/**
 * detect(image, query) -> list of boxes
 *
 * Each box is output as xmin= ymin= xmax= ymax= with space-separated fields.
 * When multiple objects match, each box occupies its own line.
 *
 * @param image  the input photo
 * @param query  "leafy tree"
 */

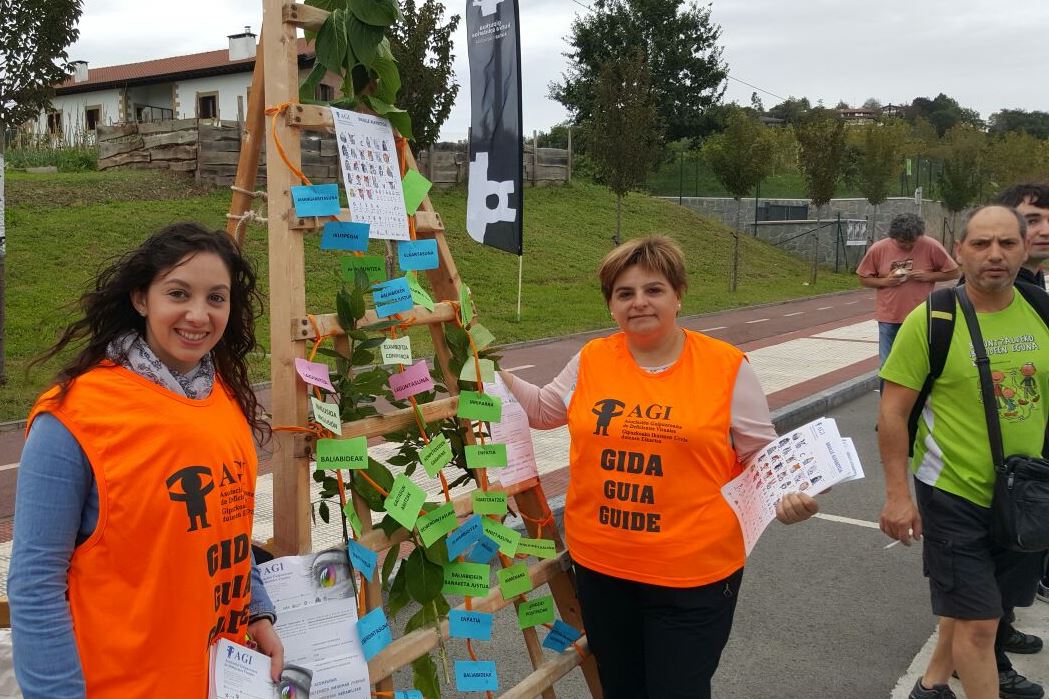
xmin=794 ymin=108 xmax=845 ymax=282
xmin=0 ymin=0 xmax=82 ymax=384
xmin=938 ymin=124 xmax=987 ymax=236
xmin=988 ymin=109 xmax=1049 ymax=140
xmin=766 ymin=96 xmax=811 ymax=125
xmin=388 ymin=0 xmax=460 ymax=150
xmin=584 ymin=50 xmax=661 ymax=245
xmin=535 ymin=121 xmax=573 ymax=149
xmin=749 ymin=91 xmax=764 ymax=114
xmin=852 ymin=120 xmax=908 ymax=205
xmin=552 ymin=0 xmax=727 ymax=143
xmin=861 ymin=97 xmax=883 ymax=110
xmin=987 ymin=131 xmax=1049 ymax=189
xmin=907 ymin=93 xmax=983 ymax=136
xmin=702 ymin=107 xmax=774 ymax=291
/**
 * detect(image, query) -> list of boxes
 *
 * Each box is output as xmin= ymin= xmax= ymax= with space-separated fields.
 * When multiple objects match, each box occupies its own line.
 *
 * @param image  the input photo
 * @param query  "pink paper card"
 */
xmin=294 ymin=357 xmax=336 ymax=392
xmin=388 ymin=360 xmax=434 ymax=400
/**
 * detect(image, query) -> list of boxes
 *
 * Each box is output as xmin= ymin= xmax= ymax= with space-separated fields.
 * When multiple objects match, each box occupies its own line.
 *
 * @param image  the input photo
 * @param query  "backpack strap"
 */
xmin=907 ymin=287 xmax=956 ymax=456
xmin=1013 ymin=280 xmax=1049 ymax=456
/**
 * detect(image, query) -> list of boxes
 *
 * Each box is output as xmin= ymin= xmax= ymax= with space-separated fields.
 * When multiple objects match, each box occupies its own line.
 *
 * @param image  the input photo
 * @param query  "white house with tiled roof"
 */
xmin=35 ymin=30 xmax=334 ymax=138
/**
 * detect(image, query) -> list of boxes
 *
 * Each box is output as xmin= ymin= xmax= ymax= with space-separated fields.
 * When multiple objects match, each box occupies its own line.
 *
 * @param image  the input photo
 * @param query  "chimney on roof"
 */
xmin=71 ymin=60 xmax=88 ymax=83
xmin=228 ymin=26 xmax=257 ymax=61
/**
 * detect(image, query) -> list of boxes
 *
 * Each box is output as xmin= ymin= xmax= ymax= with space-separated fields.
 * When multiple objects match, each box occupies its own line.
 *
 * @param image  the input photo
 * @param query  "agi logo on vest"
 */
xmin=591 ymin=398 xmax=674 ymax=436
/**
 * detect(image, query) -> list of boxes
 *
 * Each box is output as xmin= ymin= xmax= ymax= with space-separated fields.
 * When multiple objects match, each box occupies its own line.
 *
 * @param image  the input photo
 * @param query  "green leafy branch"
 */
xmin=302 ymin=0 xmax=413 ymax=138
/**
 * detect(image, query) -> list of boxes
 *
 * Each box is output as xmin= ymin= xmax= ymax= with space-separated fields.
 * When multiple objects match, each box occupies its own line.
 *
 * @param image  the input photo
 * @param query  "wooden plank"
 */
xmin=339 ymin=396 xmax=459 ymax=441
xmin=141 ymin=130 xmax=198 ymax=149
xmin=367 ymin=554 xmax=571 ymax=683
xmin=227 ymin=35 xmax=266 ymax=244
xmin=498 ymin=639 xmax=592 ymax=699
xmin=262 ymin=0 xmax=311 ymax=555
xmin=283 ymin=1 xmax=329 ymax=32
xmin=148 ymin=144 xmax=197 ymax=161
xmin=288 ymin=208 xmax=443 ymax=234
xmin=291 ymin=301 xmax=458 ymax=339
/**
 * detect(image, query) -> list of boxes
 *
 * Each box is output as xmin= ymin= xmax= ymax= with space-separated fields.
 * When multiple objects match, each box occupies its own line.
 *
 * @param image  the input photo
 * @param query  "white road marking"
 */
xmin=503 ymin=364 xmax=535 ymax=372
xmin=700 ymin=326 xmax=727 ymax=332
xmin=745 ymin=318 xmax=769 ymax=324
xmin=845 ymin=301 xmax=859 ymax=305
xmin=817 ymin=306 xmax=833 ymax=310
xmin=0 ymin=463 xmax=17 ymax=473
xmin=813 ymin=512 xmax=881 ymax=530
xmin=784 ymin=312 xmax=804 ymax=317
xmin=884 ymin=540 xmax=901 ymax=549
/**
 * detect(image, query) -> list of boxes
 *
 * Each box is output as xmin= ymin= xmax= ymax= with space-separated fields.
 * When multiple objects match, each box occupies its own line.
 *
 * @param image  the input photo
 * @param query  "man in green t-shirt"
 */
xmin=879 ymin=205 xmax=1048 ymax=699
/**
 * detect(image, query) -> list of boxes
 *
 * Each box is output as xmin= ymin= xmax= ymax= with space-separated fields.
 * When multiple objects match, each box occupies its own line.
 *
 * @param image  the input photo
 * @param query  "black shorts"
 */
xmin=915 ymin=478 xmax=1042 ymax=619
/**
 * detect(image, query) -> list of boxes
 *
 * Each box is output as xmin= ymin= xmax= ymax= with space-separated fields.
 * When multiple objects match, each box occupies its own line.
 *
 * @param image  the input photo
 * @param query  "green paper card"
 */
xmin=517 ymin=594 xmax=555 ymax=629
xmin=469 ymin=324 xmax=496 ymax=351
xmin=460 ymin=358 xmax=496 ymax=384
xmin=401 ymin=169 xmax=433 ymax=216
xmin=340 ymin=255 xmax=386 ymax=284
xmin=466 ymin=444 xmax=508 ymax=469
xmin=343 ymin=502 xmax=364 ymax=538
xmin=457 ymin=391 xmax=502 ymax=422
xmin=443 ymin=561 xmax=491 ymax=597
xmin=416 ymin=502 xmax=459 ymax=547
xmin=481 ymin=517 xmax=521 ymax=556
xmin=383 ymin=474 xmax=426 ymax=530
xmin=517 ymin=538 xmax=557 ymax=559
xmin=472 ymin=490 xmax=508 ymax=516
xmin=459 ymin=283 xmax=473 ymax=326
xmin=316 ymin=436 xmax=368 ymax=470
xmin=310 ymin=397 xmax=342 ymax=435
xmin=419 ymin=434 xmax=453 ymax=478
xmin=407 ymin=272 xmax=435 ymax=312
xmin=497 ymin=563 xmax=533 ymax=599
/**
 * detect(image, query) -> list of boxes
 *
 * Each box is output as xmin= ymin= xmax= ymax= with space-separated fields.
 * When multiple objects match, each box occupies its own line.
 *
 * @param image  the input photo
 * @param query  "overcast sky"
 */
xmin=67 ymin=0 xmax=1049 ymax=140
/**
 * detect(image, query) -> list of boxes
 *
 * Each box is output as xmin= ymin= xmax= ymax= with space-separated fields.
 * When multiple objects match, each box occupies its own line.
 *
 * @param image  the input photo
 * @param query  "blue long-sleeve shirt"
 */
xmin=8 ymin=413 xmax=275 ymax=698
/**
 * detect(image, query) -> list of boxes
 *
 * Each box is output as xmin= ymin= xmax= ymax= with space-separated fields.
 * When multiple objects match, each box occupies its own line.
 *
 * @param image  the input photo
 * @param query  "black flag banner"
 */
xmin=465 ymin=0 xmax=523 ymax=255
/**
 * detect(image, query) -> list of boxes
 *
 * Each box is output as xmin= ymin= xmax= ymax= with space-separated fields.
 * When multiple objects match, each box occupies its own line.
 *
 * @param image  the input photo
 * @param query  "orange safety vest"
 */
xmin=27 ymin=363 xmax=257 ymax=698
xmin=565 ymin=330 xmax=746 ymax=587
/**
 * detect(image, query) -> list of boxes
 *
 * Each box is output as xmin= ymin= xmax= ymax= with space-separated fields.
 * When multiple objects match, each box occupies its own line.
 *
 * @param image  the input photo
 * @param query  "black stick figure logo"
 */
xmin=592 ymin=399 xmax=626 ymax=436
xmin=166 ymin=466 xmax=215 ymax=532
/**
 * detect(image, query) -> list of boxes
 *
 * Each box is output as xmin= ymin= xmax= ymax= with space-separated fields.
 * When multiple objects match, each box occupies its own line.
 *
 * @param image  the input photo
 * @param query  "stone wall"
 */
xmin=668 ymin=196 xmax=954 ymax=269
xmin=96 ymin=119 xmax=571 ymax=188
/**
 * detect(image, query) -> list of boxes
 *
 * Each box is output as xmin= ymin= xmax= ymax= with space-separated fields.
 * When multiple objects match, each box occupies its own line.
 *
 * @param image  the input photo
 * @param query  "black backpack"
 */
xmin=906 ymin=281 xmax=1049 ymax=455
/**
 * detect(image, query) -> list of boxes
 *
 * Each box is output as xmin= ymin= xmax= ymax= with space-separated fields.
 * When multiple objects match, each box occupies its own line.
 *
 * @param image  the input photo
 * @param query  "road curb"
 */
xmin=771 ymin=370 xmax=880 ymax=433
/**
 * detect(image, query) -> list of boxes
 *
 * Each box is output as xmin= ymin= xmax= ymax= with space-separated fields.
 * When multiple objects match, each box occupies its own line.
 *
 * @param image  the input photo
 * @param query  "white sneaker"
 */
xmin=1038 ymin=581 xmax=1049 ymax=604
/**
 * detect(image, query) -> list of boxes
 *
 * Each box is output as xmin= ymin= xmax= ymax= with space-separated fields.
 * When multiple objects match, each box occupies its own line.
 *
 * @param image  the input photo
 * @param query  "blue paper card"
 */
xmin=357 ymin=607 xmax=393 ymax=661
xmin=455 ymin=660 xmax=498 ymax=692
xmin=347 ymin=539 xmax=377 ymax=581
xmin=542 ymin=619 xmax=583 ymax=653
xmin=291 ymin=184 xmax=341 ymax=217
xmin=373 ymin=277 xmax=414 ymax=318
xmin=397 ymin=239 xmax=439 ymax=271
xmin=321 ymin=221 xmax=370 ymax=250
xmin=394 ymin=692 xmax=424 ymax=699
xmin=468 ymin=535 xmax=501 ymax=564
xmin=447 ymin=515 xmax=484 ymax=559
xmin=448 ymin=609 xmax=494 ymax=641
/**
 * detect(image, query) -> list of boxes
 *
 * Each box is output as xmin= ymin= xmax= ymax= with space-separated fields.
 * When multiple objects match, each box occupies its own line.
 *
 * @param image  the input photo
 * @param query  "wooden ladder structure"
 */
xmin=225 ymin=1 xmax=602 ymax=696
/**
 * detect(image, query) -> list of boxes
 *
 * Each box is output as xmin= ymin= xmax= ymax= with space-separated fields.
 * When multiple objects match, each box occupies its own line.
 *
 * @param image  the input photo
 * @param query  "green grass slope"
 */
xmin=3 ymin=170 xmax=856 ymax=421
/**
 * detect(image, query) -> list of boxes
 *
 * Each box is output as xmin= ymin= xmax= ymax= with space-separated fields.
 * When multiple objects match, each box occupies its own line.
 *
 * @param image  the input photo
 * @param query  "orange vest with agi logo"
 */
xmin=28 ymin=363 xmax=257 ymax=698
xmin=566 ymin=330 xmax=746 ymax=587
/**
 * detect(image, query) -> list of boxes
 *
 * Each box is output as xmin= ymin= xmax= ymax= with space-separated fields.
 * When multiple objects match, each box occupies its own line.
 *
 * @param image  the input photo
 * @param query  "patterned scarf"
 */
xmin=106 ymin=332 xmax=215 ymax=399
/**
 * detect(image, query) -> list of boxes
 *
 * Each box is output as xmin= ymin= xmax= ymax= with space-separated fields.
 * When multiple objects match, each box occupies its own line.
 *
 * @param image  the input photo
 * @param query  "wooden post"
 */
xmin=532 ymin=129 xmax=538 ymax=186
xmin=261 ymin=2 xmax=311 ymax=555
xmin=226 ymin=43 xmax=267 ymax=245
xmin=566 ymin=126 xmax=572 ymax=182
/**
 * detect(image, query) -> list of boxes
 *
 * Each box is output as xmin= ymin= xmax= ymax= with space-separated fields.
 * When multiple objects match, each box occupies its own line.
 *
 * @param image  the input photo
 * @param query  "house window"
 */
xmin=46 ymin=111 xmax=63 ymax=135
xmin=197 ymin=93 xmax=218 ymax=119
xmin=85 ymin=106 xmax=101 ymax=131
xmin=317 ymin=83 xmax=334 ymax=102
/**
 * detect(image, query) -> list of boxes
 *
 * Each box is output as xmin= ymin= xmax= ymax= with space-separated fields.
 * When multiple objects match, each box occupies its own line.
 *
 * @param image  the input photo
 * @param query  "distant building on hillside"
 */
xmin=29 ymin=29 xmax=338 ymax=140
xmin=838 ymin=107 xmax=880 ymax=125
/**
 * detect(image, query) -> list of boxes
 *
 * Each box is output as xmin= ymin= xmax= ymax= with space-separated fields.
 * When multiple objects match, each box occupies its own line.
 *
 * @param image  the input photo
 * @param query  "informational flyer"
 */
xmin=483 ymin=374 xmax=539 ymax=487
xmin=331 ymin=107 xmax=410 ymax=241
xmin=721 ymin=417 xmax=864 ymax=555
xmin=209 ymin=639 xmax=316 ymax=699
xmin=242 ymin=548 xmax=371 ymax=698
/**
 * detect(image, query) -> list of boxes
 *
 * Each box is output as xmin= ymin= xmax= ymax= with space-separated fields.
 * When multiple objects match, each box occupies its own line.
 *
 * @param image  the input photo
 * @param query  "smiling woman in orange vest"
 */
xmin=502 ymin=235 xmax=819 ymax=699
xmin=8 ymin=223 xmax=283 ymax=698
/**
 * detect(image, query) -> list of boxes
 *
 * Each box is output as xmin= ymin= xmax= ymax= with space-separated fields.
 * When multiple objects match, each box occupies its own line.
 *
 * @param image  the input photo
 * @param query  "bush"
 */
xmin=5 ymin=143 xmax=97 ymax=172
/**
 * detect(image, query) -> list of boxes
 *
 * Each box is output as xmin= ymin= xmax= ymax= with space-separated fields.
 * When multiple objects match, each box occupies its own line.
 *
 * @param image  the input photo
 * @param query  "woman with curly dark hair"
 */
xmin=9 ymin=222 xmax=283 ymax=697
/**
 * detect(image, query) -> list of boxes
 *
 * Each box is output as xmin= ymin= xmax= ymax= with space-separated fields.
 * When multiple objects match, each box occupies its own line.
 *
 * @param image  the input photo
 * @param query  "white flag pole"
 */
xmin=516 ymin=255 xmax=523 ymax=322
